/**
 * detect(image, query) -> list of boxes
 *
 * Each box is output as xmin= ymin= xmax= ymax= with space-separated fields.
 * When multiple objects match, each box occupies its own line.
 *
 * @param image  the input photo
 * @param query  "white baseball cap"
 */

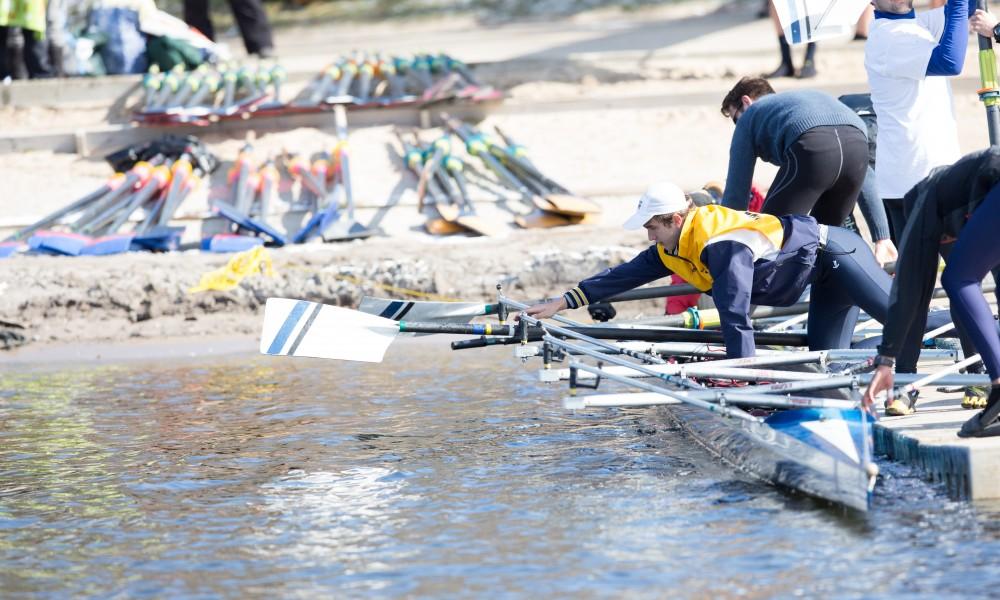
xmin=623 ymin=181 xmax=689 ymax=230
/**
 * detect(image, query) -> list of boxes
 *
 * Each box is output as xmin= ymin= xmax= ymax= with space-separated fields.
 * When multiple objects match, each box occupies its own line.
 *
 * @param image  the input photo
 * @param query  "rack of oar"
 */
xmin=288 ymin=52 xmax=500 ymax=110
xmin=394 ymin=116 xmax=601 ymax=235
xmin=135 ymin=62 xmax=287 ymax=126
xmin=134 ymin=53 xmax=499 ymax=127
xmin=0 ymin=141 xmax=218 ymax=258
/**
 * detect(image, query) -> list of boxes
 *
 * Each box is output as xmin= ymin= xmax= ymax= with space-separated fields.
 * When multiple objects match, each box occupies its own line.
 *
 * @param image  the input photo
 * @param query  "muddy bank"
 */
xmin=0 ymin=225 xmax=672 ymax=346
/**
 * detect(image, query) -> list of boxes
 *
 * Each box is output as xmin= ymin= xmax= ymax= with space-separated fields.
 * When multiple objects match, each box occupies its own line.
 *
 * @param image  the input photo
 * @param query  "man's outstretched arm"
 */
xmin=524 ymin=246 xmax=671 ymax=319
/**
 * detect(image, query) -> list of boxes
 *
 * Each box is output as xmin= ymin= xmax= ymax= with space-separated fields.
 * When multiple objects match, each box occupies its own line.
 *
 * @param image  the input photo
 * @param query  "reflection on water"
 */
xmin=1 ymin=339 xmax=999 ymax=597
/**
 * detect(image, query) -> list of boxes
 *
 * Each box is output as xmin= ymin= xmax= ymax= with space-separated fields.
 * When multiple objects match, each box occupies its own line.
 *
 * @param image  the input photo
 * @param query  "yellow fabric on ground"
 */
xmin=189 ymin=246 xmax=274 ymax=293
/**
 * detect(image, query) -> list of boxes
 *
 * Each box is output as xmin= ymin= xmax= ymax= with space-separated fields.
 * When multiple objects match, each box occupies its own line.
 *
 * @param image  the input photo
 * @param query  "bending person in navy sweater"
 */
xmin=864 ymin=149 xmax=1000 ymax=435
xmin=523 ymin=182 xmax=942 ymax=363
xmin=717 ymin=78 xmax=894 ymax=261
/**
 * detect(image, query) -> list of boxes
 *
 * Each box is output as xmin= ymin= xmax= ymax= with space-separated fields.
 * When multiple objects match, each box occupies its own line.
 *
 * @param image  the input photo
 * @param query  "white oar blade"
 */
xmin=772 ymin=0 xmax=869 ymax=45
xmin=260 ymin=298 xmax=399 ymax=362
xmin=358 ymin=296 xmax=491 ymax=326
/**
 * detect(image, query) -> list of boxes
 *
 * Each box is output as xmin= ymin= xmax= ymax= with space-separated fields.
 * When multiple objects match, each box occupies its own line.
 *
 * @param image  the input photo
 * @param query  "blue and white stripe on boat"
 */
xmin=764 ymin=408 xmax=870 ymax=467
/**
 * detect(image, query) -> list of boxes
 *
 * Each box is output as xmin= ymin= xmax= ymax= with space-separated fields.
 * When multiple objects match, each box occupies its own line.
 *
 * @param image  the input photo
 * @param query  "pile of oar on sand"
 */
xmin=396 ymin=115 xmax=602 ymax=236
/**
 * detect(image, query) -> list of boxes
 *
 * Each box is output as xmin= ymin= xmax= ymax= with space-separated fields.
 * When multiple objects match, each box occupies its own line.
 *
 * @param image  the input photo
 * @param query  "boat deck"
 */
xmin=875 ymin=388 xmax=1000 ymax=502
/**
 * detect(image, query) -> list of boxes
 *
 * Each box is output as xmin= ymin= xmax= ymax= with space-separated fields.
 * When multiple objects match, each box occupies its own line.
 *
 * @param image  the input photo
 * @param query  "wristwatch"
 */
xmin=872 ymin=355 xmax=895 ymax=369
xmin=992 ymin=22 xmax=1000 ymax=44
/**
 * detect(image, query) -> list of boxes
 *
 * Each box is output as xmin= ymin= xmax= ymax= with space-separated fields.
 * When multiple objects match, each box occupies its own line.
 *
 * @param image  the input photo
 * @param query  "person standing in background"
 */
xmin=183 ymin=0 xmax=275 ymax=58
xmin=764 ymin=1 xmax=818 ymax=78
xmin=0 ymin=0 xmax=53 ymax=79
xmin=865 ymin=0 xmax=972 ymax=240
xmin=763 ymin=3 xmax=875 ymax=78
xmin=719 ymin=78 xmax=869 ymax=229
xmin=865 ymin=0 xmax=1000 ymax=412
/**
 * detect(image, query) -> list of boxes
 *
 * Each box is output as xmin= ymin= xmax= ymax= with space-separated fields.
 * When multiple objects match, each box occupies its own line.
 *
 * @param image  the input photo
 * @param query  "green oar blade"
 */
xmin=260 ymin=298 xmax=399 ymax=362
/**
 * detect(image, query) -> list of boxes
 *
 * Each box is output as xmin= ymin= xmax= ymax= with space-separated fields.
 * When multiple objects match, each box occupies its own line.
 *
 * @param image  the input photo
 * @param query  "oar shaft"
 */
xmin=977 ymin=0 xmax=1000 ymax=145
xmin=563 ymin=364 xmax=855 ymax=410
xmin=429 ymin=321 xmax=808 ymax=346
xmin=899 ymin=353 xmax=983 ymax=395
xmin=567 ymin=361 xmax=757 ymax=421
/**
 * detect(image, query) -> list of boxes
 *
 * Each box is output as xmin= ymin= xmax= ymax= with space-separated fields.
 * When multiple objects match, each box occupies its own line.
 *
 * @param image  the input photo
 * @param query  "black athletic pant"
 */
xmin=0 ymin=27 xmax=53 ymax=79
xmin=763 ymin=125 xmax=869 ymax=227
xmin=885 ymin=193 xmax=1000 ymax=374
xmin=808 ymin=226 xmax=949 ymax=368
xmin=184 ymin=0 xmax=274 ymax=55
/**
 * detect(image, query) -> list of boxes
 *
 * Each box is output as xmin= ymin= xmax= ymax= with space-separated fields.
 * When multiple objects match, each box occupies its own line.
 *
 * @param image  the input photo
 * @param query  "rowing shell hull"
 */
xmin=659 ymin=405 xmax=874 ymax=512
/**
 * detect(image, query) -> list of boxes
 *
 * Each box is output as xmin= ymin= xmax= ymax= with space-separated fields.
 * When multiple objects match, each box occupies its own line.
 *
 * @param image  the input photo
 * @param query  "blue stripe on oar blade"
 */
xmin=266 ymin=300 xmax=311 ymax=355
xmin=787 ymin=0 xmax=802 ymax=44
xmin=379 ymin=301 xmax=404 ymax=319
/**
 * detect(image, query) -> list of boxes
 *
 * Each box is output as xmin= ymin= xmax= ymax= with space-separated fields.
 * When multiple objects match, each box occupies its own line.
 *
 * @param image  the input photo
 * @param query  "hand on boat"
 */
xmin=873 ymin=239 xmax=897 ymax=268
xmin=862 ymin=365 xmax=894 ymax=417
xmin=520 ymin=298 xmax=568 ymax=321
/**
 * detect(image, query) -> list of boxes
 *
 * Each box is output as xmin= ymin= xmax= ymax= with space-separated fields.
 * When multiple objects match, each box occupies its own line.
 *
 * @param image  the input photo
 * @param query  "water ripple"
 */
xmin=1 ymin=343 xmax=999 ymax=597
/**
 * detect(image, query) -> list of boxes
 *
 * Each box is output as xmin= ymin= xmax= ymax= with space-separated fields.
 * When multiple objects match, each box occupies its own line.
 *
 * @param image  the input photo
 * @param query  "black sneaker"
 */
xmin=764 ymin=63 xmax=795 ymax=79
xmin=958 ymin=386 xmax=1000 ymax=438
xmin=797 ymin=60 xmax=817 ymax=79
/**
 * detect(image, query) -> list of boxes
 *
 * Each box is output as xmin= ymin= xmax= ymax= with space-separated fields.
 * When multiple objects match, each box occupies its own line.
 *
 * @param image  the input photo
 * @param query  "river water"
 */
xmin=2 ymin=339 xmax=999 ymax=598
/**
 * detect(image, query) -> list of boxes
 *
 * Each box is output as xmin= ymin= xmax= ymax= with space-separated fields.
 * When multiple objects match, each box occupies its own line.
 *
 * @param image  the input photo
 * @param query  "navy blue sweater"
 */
xmin=721 ymin=90 xmax=866 ymax=209
xmin=563 ymin=215 xmax=822 ymax=358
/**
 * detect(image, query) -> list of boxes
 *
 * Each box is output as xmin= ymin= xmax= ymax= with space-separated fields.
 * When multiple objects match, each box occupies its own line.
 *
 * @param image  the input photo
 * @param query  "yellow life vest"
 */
xmin=656 ymin=205 xmax=785 ymax=291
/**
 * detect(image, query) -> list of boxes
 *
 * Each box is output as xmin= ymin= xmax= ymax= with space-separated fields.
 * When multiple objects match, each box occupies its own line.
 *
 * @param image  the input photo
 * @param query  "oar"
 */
xmin=359 ymin=296 xmax=498 ymax=324
xmin=894 ymin=353 xmax=984 ymax=403
xmin=229 ymin=143 xmax=254 ymax=213
xmin=414 ymin=134 xmax=451 ymax=214
xmin=396 ymin=132 xmax=463 ymax=231
xmin=443 ymin=156 xmax=508 ymax=237
xmin=564 ymin=360 xmax=855 ymax=411
xmin=3 ymin=173 xmax=127 ymax=242
xmin=260 ymin=298 xmax=811 ymax=362
xmin=486 ymin=126 xmax=598 ymax=216
xmin=333 ymin=106 xmax=355 ymax=220
xmin=976 ymin=0 xmax=1000 ymax=145
xmin=105 ymin=165 xmax=171 ymax=234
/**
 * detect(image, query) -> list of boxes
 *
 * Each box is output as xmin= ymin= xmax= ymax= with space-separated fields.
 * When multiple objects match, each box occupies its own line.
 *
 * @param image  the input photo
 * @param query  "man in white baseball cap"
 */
xmin=523 ymin=181 xmax=930 ymax=360
xmin=622 ymin=181 xmax=690 ymax=230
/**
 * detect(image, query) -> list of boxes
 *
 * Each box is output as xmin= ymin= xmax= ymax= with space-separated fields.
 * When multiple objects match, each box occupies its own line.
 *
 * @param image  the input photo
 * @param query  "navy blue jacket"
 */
xmin=564 ymin=215 xmax=822 ymax=357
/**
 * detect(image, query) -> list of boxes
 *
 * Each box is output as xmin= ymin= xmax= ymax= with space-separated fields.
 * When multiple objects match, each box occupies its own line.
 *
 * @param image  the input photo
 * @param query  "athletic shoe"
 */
xmin=764 ymin=63 xmax=795 ymax=79
xmin=885 ymin=396 xmax=916 ymax=416
xmin=958 ymin=386 xmax=1000 ymax=437
xmin=797 ymin=60 xmax=817 ymax=79
xmin=961 ymin=386 xmax=988 ymax=409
